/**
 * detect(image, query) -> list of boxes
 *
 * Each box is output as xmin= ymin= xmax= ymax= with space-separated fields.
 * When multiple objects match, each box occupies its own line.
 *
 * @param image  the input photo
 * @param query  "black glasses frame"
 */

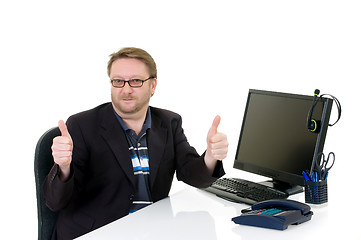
xmin=110 ymin=77 xmax=154 ymax=88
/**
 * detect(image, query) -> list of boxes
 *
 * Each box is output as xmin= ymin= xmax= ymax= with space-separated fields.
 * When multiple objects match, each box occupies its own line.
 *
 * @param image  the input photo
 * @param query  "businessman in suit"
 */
xmin=43 ymin=47 xmax=228 ymax=239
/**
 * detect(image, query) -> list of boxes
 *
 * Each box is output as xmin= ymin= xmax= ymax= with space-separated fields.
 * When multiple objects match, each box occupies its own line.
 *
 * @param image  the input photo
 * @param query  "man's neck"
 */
xmin=122 ymin=117 xmax=145 ymax=135
xmin=113 ymin=105 xmax=148 ymax=135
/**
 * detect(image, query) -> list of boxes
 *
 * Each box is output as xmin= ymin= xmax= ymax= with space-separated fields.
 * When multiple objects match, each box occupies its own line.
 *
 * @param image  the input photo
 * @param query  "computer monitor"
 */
xmin=233 ymin=89 xmax=333 ymax=195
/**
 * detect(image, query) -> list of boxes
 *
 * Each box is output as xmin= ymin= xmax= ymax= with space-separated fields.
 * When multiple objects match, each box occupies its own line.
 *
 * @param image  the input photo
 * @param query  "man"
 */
xmin=43 ymin=47 xmax=228 ymax=239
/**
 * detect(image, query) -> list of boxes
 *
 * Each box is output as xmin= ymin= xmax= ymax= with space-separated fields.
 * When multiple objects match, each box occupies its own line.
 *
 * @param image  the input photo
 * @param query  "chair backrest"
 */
xmin=34 ymin=127 xmax=60 ymax=240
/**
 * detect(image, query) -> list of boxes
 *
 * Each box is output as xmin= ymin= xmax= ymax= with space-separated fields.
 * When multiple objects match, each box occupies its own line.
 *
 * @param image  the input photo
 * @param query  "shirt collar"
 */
xmin=114 ymin=107 xmax=152 ymax=132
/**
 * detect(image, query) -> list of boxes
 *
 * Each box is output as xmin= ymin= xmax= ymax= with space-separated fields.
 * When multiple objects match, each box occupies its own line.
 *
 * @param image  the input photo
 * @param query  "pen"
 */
xmin=323 ymin=172 xmax=328 ymax=180
xmin=302 ymin=171 xmax=311 ymax=181
xmin=311 ymin=171 xmax=319 ymax=182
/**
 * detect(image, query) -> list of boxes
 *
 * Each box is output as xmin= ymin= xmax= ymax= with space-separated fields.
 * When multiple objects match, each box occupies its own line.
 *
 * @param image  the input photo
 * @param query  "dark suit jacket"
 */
xmin=43 ymin=103 xmax=225 ymax=240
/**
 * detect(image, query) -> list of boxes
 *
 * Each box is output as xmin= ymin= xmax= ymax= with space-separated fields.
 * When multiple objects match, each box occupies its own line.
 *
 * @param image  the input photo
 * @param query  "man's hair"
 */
xmin=107 ymin=47 xmax=157 ymax=78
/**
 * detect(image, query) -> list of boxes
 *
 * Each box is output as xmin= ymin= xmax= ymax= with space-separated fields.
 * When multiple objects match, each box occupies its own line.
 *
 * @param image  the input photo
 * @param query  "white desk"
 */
xmin=77 ymin=187 xmax=359 ymax=240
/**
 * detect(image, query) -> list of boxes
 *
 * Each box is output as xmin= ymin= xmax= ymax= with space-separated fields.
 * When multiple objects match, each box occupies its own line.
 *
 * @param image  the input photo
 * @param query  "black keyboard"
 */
xmin=205 ymin=178 xmax=289 ymax=205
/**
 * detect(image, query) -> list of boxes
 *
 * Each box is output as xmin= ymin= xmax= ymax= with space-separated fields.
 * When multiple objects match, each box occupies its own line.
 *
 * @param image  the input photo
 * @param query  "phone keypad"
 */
xmin=244 ymin=208 xmax=283 ymax=216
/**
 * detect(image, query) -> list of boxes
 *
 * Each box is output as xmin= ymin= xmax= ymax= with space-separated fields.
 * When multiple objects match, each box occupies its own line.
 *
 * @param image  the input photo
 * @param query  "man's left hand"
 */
xmin=204 ymin=115 xmax=228 ymax=170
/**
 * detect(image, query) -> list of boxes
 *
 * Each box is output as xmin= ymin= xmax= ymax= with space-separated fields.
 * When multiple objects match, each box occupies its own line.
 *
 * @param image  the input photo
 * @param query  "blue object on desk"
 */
xmin=302 ymin=171 xmax=311 ymax=181
xmin=232 ymin=199 xmax=313 ymax=230
xmin=311 ymin=171 xmax=318 ymax=182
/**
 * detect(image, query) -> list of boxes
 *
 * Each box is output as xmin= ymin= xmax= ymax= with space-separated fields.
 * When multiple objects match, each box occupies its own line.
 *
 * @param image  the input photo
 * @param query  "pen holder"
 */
xmin=304 ymin=180 xmax=328 ymax=204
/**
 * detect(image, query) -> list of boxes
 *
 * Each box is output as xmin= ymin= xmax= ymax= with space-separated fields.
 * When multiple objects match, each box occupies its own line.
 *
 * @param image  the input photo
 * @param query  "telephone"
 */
xmin=232 ymin=199 xmax=313 ymax=230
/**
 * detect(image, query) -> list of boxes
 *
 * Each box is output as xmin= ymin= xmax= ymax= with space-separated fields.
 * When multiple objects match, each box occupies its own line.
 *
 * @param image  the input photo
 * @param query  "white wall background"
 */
xmin=1 ymin=0 xmax=360 ymax=238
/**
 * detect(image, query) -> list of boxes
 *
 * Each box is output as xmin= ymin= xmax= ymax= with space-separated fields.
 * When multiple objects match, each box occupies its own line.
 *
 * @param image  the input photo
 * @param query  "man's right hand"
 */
xmin=52 ymin=120 xmax=73 ymax=181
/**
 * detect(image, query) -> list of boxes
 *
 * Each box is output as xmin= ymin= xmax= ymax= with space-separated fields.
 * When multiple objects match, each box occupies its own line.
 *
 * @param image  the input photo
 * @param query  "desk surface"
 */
xmin=77 ymin=187 xmax=359 ymax=240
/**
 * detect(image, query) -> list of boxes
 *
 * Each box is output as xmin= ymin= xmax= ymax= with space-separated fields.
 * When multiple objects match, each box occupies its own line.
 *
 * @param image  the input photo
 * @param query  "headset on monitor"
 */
xmin=307 ymin=89 xmax=342 ymax=133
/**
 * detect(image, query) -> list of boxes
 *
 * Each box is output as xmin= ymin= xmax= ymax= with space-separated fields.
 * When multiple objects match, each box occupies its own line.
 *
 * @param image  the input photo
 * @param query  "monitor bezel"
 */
xmin=233 ymin=89 xmax=333 ymax=189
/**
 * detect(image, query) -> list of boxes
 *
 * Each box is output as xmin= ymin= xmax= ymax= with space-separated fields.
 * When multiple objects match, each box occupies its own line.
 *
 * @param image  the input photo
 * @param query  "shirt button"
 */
xmin=129 ymin=194 xmax=134 ymax=201
xmin=137 ymin=143 xmax=141 ymax=147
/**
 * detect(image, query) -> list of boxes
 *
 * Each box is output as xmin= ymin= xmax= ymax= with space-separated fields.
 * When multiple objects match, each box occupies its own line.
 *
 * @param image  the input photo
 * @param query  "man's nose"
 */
xmin=122 ymin=82 xmax=134 ymax=93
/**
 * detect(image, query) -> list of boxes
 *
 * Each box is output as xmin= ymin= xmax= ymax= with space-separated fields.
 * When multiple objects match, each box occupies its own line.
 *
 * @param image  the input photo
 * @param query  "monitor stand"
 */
xmin=258 ymin=180 xmax=304 ymax=195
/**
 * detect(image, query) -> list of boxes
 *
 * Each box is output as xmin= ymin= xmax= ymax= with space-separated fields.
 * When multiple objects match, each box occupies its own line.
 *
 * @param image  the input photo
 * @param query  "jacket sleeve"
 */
xmin=42 ymin=116 xmax=87 ymax=212
xmin=173 ymin=115 xmax=225 ymax=188
xmin=42 ymin=164 xmax=75 ymax=211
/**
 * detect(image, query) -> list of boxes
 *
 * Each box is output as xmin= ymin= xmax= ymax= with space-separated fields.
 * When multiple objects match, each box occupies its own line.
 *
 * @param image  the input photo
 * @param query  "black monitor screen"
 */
xmin=233 ymin=89 xmax=332 ymax=189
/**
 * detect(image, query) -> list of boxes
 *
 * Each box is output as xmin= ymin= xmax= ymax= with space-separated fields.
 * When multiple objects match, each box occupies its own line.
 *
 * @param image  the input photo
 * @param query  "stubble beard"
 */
xmin=111 ymin=93 xmax=151 ymax=118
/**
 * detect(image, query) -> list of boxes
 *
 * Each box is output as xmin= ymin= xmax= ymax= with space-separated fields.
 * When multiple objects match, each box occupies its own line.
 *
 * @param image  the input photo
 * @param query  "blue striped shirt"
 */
xmin=114 ymin=108 xmax=153 ymax=213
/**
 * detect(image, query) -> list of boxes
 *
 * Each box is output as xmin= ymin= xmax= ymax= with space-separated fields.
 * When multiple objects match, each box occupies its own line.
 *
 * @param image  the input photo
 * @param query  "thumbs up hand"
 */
xmin=52 ymin=120 xmax=73 ymax=181
xmin=205 ymin=116 xmax=228 ymax=170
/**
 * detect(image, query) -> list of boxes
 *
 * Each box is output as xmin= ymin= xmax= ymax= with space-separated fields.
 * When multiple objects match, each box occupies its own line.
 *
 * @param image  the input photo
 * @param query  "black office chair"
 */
xmin=34 ymin=127 xmax=60 ymax=240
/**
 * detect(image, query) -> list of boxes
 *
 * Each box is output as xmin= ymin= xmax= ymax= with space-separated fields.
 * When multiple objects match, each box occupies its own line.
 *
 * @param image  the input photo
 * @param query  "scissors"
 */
xmin=313 ymin=152 xmax=335 ymax=180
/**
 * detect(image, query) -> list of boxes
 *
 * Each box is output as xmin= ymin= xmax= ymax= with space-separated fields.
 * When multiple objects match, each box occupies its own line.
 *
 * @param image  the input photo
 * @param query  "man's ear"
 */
xmin=151 ymin=78 xmax=157 ymax=96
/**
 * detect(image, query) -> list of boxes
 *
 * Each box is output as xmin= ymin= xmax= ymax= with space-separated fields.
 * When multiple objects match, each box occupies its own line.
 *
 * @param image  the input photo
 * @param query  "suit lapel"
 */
xmin=147 ymin=112 xmax=168 ymax=189
xmin=100 ymin=104 xmax=135 ymax=188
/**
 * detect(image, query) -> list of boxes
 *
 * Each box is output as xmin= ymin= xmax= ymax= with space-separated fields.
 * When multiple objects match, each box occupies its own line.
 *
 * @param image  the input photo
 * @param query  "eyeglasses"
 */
xmin=110 ymin=77 xmax=154 ymax=88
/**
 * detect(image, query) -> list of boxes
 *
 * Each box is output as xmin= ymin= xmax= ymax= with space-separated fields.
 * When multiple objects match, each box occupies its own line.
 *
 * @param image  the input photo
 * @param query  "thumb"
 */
xmin=58 ymin=120 xmax=71 ymax=138
xmin=208 ymin=115 xmax=221 ymax=138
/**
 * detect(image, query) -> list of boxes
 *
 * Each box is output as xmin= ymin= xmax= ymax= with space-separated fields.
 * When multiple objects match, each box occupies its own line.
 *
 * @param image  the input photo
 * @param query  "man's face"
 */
xmin=110 ymin=58 xmax=156 ymax=117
